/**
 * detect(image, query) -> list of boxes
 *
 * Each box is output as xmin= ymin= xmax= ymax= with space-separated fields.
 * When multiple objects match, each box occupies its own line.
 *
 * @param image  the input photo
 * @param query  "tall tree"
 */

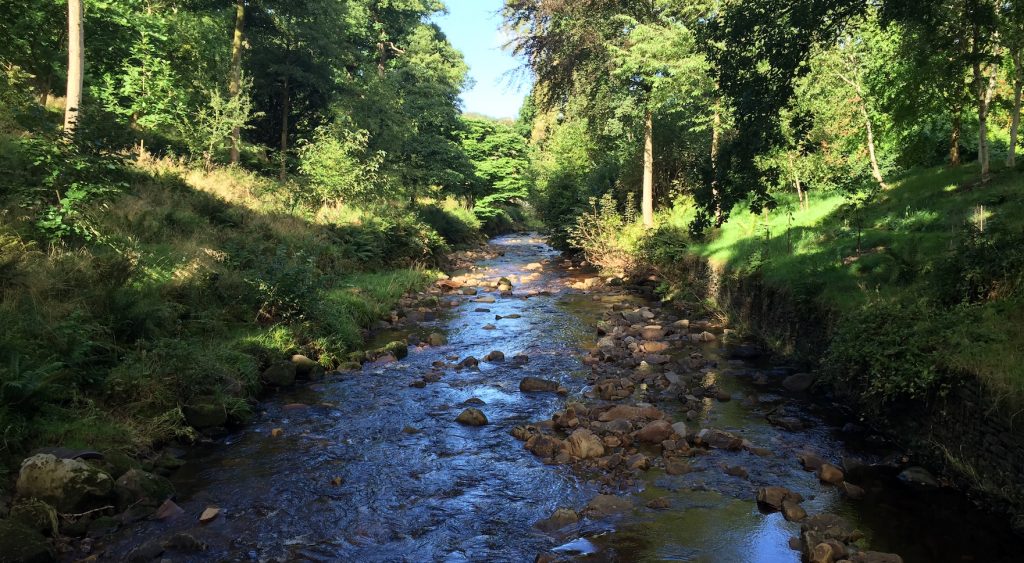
xmin=63 ymin=0 xmax=84 ymax=136
xmin=229 ymin=0 xmax=245 ymax=164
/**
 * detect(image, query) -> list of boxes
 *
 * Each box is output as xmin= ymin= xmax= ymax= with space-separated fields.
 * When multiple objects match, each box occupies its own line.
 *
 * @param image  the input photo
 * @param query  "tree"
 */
xmin=506 ymin=0 xmax=712 ymax=228
xmin=63 ymin=0 xmax=84 ymax=136
xmin=1002 ymin=0 xmax=1024 ymax=168
xmin=229 ymin=0 xmax=246 ymax=164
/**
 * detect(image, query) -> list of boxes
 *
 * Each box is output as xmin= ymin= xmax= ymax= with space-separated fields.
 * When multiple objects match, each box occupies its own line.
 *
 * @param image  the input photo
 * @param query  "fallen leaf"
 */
xmin=153 ymin=499 xmax=184 ymax=521
xmin=199 ymin=507 xmax=220 ymax=523
xmin=330 ymin=476 xmax=343 ymax=486
xmin=271 ymin=428 xmax=284 ymax=437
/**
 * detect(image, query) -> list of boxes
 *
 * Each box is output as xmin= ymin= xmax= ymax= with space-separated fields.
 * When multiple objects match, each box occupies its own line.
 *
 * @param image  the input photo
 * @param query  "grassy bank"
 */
xmin=0 ymin=156 xmax=460 ymax=476
xmin=580 ymin=163 xmax=1024 ymax=411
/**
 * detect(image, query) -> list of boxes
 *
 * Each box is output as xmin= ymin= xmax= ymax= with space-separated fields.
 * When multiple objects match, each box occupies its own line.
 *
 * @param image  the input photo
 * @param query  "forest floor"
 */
xmin=43 ymin=233 xmax=1018 ymax=563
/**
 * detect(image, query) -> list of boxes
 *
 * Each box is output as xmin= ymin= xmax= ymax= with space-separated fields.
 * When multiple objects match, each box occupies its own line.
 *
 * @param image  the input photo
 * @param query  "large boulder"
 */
xmin=8 ymin=499 xmax=58 ymax=536
xmin=634 ymin=420 xmax=674 ymax=444
xmin=290 ymin=354 xmax=323 ymax=379
xmin=16 ymin=454 xmax=113 ymax=513
xmin=520 ymin=377 xmax=560 ymax=393
xmin=565 ymin=429 xmax=604 ymax=459
xmin=783 ymin=372 xmax=817 ymax=392
xmin=0 ymin=519 xmax=55 ymax=563
xmin=114 ymin=469 xmax=174 ymax=510
xmin=697 ymin=428 xmax=743 ymax=450
xmin=455 ymin=408 xmax=488 ymax=426
xmin=181 ymin=401 xmax=227 ymax=429
xmin=261 ymin=361 xmax=296 ymax=387
xmin=535 ymin=508 xmax=578 ymax=532
xmin=756 ymin=486 xmax=803 ymax=512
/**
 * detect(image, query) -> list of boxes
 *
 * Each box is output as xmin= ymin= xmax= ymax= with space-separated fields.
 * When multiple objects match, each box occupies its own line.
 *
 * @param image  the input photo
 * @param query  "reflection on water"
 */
xmin=99 ymin=234 xmax=1020 ymax=562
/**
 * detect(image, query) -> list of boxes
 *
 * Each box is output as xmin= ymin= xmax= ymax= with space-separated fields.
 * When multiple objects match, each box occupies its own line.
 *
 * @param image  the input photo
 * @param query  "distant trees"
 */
xmin=509 ymin=0 xmax=1024 ymax=237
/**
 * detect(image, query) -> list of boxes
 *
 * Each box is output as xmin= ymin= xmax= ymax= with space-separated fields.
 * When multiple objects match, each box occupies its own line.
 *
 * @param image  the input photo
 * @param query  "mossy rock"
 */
xmin=114 ymin=469 xmax=174 ymax=510
xmin=260 ymin=361 xmax=296 ymax=387
xmin=100 ymin=451 xmax=141 ymax=480
xmin=8 ymin=500 xmax=58 ymax=537
xmin=181 ymin=402 xmax=227 ymax=429
xmin=0 ymin=519 xmax=55 ymax=563
xmin=346 ymin=351 xmax=368 ymax=364
xmin=382 ymin=341 xmax=409 ymax=360
xmin=15 ymin=454 xmax=114 ymax=513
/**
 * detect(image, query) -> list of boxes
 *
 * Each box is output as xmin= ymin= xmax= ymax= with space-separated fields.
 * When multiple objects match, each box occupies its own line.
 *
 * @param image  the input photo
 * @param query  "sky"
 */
xmin=432 ymin=0 xmax=529 ymax=120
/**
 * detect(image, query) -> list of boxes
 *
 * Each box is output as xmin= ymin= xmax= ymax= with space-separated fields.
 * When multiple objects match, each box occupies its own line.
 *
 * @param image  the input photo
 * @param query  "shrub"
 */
xmin=824 ymin=299 xmax=956 ymax=407
xmin=417 ymin=199 xmax=481 ymax=246
xmin=567 ymin=192 xmax=639 ymax=273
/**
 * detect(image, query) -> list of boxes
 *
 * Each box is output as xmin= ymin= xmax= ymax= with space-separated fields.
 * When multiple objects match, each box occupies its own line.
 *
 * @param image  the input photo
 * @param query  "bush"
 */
xmin=931 ymin=224 xmax=1024 ymax=306
xmin=824 ymin=299 xmax=956 ymax=407
xmin=567 ymin=192 xmax=640 ymax=273
xmin=417 ymin=199 xmax=481 ymax=246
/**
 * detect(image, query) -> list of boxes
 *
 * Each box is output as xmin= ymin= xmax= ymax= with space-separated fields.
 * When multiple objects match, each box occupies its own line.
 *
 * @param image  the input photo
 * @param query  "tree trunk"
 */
xmin=788 ymin=152 xmax=806 ymax=210
xmin=950 ymin=110 xmax=962 ymax=166
xmin=860 ymin=99 xmax=887 ymax=190
xmin=974 ymin=57 xmax=996 ymax=181
xmin=279 ymin=75 xmax=290 ymax=182
xmin=1008 ymin=50 xmax=1022 ymax=169
xmin=229 ymin=0 xmax=245 ymax=165
xmin=710 ymin=104 xmax=723 ymax=224
xmin=642 ymin=109 xmax=654 ymax=228
xmin=63 ymin=0 xmax=84 ymax=137
xmin=837 ymin=70 xmax=886 ymax=190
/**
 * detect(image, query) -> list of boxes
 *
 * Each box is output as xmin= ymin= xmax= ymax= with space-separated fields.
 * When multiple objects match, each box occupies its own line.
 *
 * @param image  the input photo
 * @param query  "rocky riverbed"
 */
xmin=2 ymin=234 xmax=1020 ymax=562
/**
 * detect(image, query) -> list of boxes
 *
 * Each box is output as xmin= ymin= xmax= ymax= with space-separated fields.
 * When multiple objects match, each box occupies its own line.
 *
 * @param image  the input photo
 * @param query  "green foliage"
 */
xmin=176 ymin=81 xmax=258 ymax=171
xmin=824 ymin=299 xmax=954 ymax=406
xmin=298 ymin=122 xmax=383 ymax=205
xmin=567 ymin=193 xmax=640 ymax=273
xmin=416 ymin=199 xmax=481 ymax=246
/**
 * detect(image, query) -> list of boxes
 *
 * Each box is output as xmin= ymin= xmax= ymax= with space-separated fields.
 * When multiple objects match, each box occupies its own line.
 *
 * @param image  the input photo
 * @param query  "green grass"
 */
xmin=651 ymin=162 xmax=1024 ymax=407
xmin=0 ymin=155 xmax=443 ymax=468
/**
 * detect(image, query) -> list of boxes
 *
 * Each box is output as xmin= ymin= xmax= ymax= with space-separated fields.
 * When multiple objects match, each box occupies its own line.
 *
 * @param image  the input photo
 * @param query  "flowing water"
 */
xmin=100 ymin=234 xmax=1020 ymax=562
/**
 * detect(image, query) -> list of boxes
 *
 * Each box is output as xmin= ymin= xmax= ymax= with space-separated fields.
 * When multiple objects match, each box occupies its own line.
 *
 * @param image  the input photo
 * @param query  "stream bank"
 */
xmin=5 ymin=234 xmax=1020 ymax=562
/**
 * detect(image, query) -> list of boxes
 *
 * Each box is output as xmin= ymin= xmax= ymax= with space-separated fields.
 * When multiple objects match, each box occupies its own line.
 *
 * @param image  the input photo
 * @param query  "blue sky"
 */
xmin=433 ymin=0 xmax=529 ymax=119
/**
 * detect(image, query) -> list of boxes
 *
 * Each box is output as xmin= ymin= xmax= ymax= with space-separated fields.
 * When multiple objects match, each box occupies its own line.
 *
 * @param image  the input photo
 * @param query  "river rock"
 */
xmin=261 ymin=361 xmax=296 ymax=387
xmin=641 ymin=341 xmax=670 ymax=354
xmin=455 ymin=408 xmax=488 ymax=426
xmin=697 ymin=428 xmax=743 ymax=450
xmin=114 ymin=469 xmax=174 ymax=510
xmin=427 ymin=332 xmax=447 ymax=346
xmin=484 ymin=350 xmax=505 ymax=362
xmin=818 ymin=463 xmax=845 ymax=485
xmin=671 ymin=421 xmax=688 ymax=438
xmin=584 ymin=494 xmax=633 ymax=517
xmin=0 ymin=519 xmax=55 ymax=562
xmin=634 ymin=420 xmax=673 ymax=443
xmin=182 ymin=401 xmax=227 ymax=429
xmin=525 ymin=434 xmax=564 ymax=458
xmin=290 ymin=354 xmax=321 ymax=378
xmin=565 ymin=429 xmax=605 ymax=459
xmin=16 ymin=454 xmax=114 ymax=513
xmin=382 ymin=341 xmax=409 ymax=360
xmin=457 ymin=356 xmax=479 ymax=369
xmin=782 ymin=500 xmax=807 ymax=522
xmin=520 ymin=377 xmax=560 ymax=393
xmin=627 ymin=453 xmax=651 ymax=471
xmin=640 ymin=326 xmax=666 ymax=340
xmin=783 ymin=372 xmax=817 ymax=392
xmin=8 ymin=499 xmax=58 ymax=536
xmin=897 ymin=466 xmax=939 ymax=489
xmin=840 ymin=481 xmax=866 ymax=500
xmin=798 ymin=451 xmax=826 ymax=472
xmin=665 ymin=458 xmax=693 ymax=475
xmin=598 ymin=405 xmax=663 ymax=422
xmin=756 ymin=486 xmax=803 ymax=511
xmin=801 ymin=513 xmax=863 ymax=544
xmin=535 ymin=508 xmax=578 ymax=532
